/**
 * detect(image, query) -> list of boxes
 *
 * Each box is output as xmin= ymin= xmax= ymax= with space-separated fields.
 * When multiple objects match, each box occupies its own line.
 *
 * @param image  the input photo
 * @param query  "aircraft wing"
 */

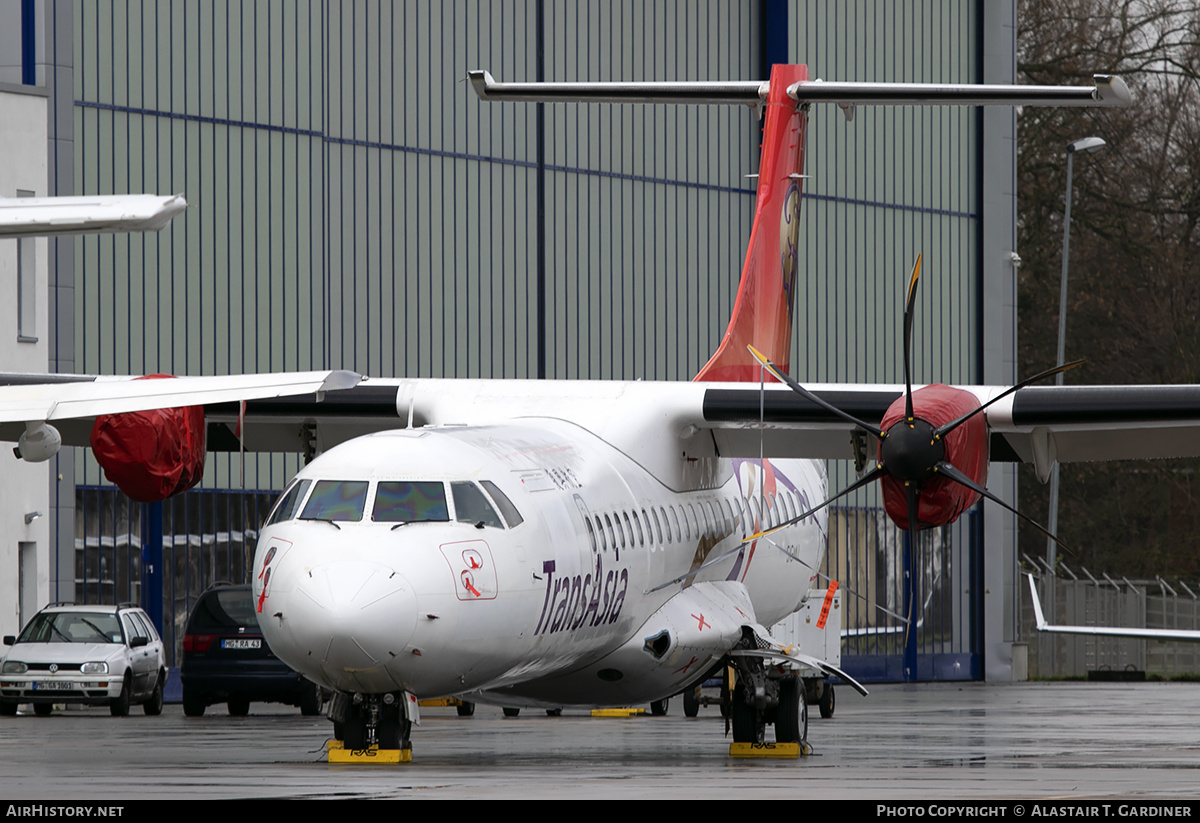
xmin=176 ymin=378 xmax=1200 ymax=478
xmin=0 ymin=370 xmax=362 ymax=450
xmin=699 ymin=382 xmax=1200 ymax=479
xmin=1026 ymin=574 xmax=1200 ymax=641
xmin=0 ymin=194 xmax=188 ymax=237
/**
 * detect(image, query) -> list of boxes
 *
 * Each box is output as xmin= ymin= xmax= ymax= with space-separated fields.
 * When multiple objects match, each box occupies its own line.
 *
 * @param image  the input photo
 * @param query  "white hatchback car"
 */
xmin=0 ymin=603 xmax=167 ymax=717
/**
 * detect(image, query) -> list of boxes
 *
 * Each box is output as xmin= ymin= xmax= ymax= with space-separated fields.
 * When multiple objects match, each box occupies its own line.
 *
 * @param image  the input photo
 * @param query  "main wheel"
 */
xmin=650 ymin=698 xmax=669 ymax=716
xmin=730 ymin=683 xmax=758 ymax=743
xmin=819 ymin=684 xmax=835 ymax=719
xmin=299 ymin=681 xmax=322 ymax=716
xmin=683 ymin=686 xmax=700 ymax=718
xmin=143 ymin=675 xmax=164 ymax=716
xmin=182 ymin=687 xmax=206 ymax=717
xmin=110 ymin=673 xmax=132 ymax=717
xmin=228 ymin=696 xmax=250 ymax=716
xmin=33 ymin=702 xmax=53 ymax=717
xmin=774 ymin=675 xmax=807 ymax=744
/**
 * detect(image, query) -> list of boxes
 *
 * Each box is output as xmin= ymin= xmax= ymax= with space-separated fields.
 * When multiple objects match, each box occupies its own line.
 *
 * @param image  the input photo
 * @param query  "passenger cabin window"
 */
xmin=301 ymin=480 xmax=369 ymax=522
xmin=452 ymin=482 xmax=504 ymax=529
xmin=373 ymin=481 xmax=450 ymax=523
xmin=265 ymin=479 xmax=312 ymax=526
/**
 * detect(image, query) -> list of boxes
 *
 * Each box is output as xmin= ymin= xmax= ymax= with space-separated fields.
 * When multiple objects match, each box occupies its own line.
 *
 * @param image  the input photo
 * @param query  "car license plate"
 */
xmin=32 ymin=681 xmax=73 ymax=691
xmin=222 ymin=638 xmax=261 ymax=650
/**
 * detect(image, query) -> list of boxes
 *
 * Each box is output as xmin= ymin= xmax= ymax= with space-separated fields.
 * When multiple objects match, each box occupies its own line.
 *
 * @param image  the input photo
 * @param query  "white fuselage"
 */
xmin=253 ymin=415 xmax=827 ymax=707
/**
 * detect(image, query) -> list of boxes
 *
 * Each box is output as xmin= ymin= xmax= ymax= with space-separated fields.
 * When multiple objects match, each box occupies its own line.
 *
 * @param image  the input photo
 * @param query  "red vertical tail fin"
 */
xmin=694 ymin=64 xmax=809 ymax=383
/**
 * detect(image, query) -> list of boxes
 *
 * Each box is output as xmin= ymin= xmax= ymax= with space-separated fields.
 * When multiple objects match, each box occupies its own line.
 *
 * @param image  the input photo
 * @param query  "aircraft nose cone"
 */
xmin=282 ymin=561 xmax=418 ymax=693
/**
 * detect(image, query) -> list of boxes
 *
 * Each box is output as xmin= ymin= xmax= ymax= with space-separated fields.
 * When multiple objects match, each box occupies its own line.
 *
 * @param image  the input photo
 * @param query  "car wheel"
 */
xmin=0 ymin=701 xmax=17 ymax=716
xmin=650 ymin=698 xmax=669 ymax=716
xmin=33 ymin=703 xmax=53 ymax=717
xmin=228 ymin=696 xmax=250 ymax=716
xmin=456 ymin=701 xmax=475 ymax=717
xmin=182 ymin=687 xmax=206 ymax=717
xmin=502 ymin=707 xmax=520 ymax=717
xmin=110 ymin=672 xmax=132 ymax=717
xmin=143 ymin=674 xmax=164 ymax=716
xmin=299 ymin=681 xmax=323 ymax=716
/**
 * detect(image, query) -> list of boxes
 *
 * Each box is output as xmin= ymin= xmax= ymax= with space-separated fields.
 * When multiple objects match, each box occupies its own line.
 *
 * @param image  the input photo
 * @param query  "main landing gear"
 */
xmin=727 ymin=638 xmax=808 ymax=750
xmin=329 ymin=692 xmax=413 ymax=753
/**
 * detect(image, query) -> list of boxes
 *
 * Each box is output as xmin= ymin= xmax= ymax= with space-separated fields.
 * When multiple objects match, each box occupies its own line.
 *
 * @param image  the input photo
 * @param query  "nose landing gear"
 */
xmin=329 ymin=691 xmax=413 ymax=756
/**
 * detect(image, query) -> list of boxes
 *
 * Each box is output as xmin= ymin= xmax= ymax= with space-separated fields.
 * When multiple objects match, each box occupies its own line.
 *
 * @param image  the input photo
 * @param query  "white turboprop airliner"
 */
xmin=231 ymin=66 xmax=1200 ymax=755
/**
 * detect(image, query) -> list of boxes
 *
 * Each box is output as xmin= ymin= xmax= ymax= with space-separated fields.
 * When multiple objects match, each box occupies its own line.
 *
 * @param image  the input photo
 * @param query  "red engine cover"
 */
xmin=879 ymin=384 xmax=988 ymax=530
xmin=90 ymin=375 xmax=206 ymax=503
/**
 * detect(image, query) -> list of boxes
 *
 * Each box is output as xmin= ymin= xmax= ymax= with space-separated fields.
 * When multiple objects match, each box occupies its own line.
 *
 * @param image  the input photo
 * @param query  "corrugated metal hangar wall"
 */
xmin=34 ymin=0 xmax=1020 ymax=681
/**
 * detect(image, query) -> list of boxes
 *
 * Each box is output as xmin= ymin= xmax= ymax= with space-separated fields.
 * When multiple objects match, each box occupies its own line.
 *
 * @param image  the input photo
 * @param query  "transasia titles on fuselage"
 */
xmin=252 ymin=418 xmax=827 ymax=703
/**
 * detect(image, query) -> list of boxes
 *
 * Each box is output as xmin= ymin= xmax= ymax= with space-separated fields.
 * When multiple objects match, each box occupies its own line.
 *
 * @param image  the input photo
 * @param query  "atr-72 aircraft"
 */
xmin=231 ymin=65 xmax=1200 ymax=755
xmin=6 ymin=66 xmax=1197 ymax=755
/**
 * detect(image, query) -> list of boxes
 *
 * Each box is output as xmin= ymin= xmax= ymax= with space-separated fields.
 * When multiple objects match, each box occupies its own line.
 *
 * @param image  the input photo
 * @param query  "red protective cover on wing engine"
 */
xmin=90 ymin=375 xmax=206 ymax=503
xmin=879 ymin=384 xmax=988 ymax=530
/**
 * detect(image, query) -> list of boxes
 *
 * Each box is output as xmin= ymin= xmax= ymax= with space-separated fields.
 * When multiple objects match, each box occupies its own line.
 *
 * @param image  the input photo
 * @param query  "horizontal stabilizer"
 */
xmin=788 ymin=74 xmax=1131 ymax=108
xmin=469 ymin=70 xmax=1131 ymax=110
xmin=468 ymin=70 xmax=765 ymax=106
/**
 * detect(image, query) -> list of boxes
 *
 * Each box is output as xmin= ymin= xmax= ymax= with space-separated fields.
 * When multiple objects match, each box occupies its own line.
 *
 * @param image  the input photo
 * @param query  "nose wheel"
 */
xmin=332 ymin=692 xmax=413 ymax=752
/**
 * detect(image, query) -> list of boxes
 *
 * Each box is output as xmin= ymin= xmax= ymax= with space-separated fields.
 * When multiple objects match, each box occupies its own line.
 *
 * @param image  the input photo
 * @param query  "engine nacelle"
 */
xmin=14 ymin=421 xmax=62 ymax=463
xmin=90 ymin=375 xmax=207 ymax=503
xmin=879 ymin=384 xmax=989 ymax=530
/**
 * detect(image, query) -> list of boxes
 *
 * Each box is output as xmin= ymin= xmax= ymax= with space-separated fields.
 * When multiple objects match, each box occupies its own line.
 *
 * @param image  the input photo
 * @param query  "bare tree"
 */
xmin=1018 ymin=0 xmax=1200 ymax=575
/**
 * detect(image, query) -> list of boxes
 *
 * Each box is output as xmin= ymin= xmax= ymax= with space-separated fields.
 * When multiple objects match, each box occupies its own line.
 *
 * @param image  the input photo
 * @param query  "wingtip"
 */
xmin=1026 ymin=573 xmax=1048 ymax=630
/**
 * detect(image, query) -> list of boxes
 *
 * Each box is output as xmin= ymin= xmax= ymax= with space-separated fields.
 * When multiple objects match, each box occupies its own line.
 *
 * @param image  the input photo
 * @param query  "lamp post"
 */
xmin=1045 ymin=136 xmax=1106 ymax=619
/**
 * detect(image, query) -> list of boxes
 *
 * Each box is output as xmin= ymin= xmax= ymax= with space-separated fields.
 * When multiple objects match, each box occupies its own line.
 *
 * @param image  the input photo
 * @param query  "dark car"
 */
xmin=180 ymin=583 xmax=322 ymax=717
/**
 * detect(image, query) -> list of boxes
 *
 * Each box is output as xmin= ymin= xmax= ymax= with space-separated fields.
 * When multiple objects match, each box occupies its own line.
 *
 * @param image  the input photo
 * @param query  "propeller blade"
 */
xmin=903 ymin=483 xmax=920 ymax=647
xmin=902 ymin=254 xmax=922 ymax=421
xmin=751 ymin=464 xmax=890 ymax=541
xmin=933 ymin=460 xmax=1071 ymax=553
xmin=746 ymin=345 xmax=884 ymax=439
xmin=934 ymin=359 xmax=1086 ymax=438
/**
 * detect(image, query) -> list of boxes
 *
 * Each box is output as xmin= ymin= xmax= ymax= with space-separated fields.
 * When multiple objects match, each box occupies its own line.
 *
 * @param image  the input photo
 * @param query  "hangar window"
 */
xmin=373 ymin=481 xmax=450 ymax=523
xmin=302 ymin=480 xmax=369 ymax=522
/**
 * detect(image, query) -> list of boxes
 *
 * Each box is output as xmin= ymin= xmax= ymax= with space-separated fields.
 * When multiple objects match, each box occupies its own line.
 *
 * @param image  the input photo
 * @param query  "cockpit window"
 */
xmin=481 ymin=480 xmax=524 ymax=528
xmin=265 ymin=479 xmax=312 ymax=526
xmin=301 ymin=480 xmax=369 ymax=522
xmin=451 ymin=482 xmax=504 ymax=529
xmin=373 ymin=481 xmax=450 ymax=523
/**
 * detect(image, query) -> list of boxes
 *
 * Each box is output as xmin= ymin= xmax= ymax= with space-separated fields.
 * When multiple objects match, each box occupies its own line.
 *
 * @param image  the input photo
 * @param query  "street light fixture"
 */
xmin=1046 ymin=136 xmax=1107 ymax=593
